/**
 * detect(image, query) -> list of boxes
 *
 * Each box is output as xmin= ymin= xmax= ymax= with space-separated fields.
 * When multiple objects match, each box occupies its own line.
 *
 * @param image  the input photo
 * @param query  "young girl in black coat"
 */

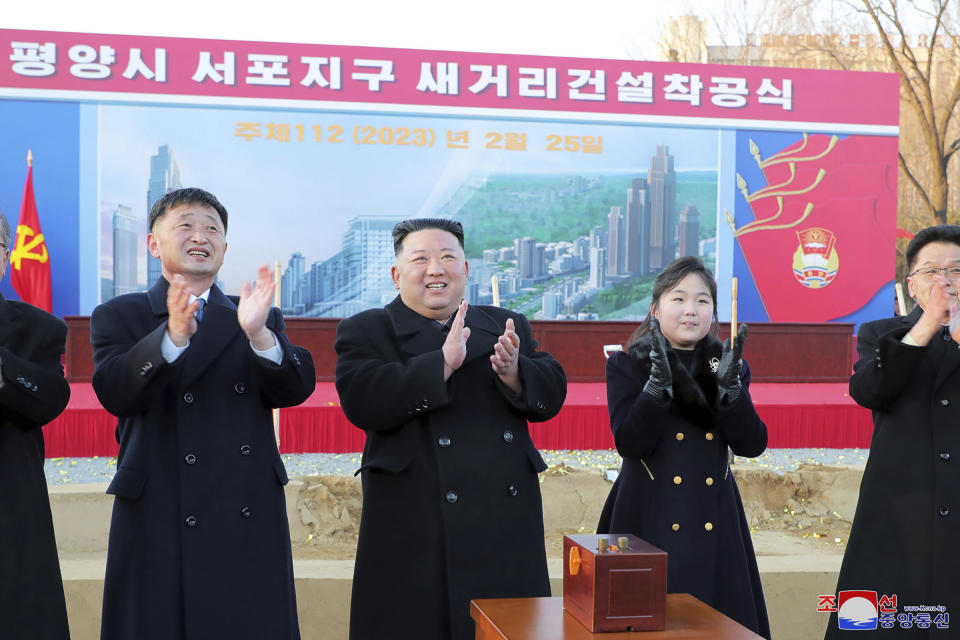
xmin=597 ymin=256 xmax=771 ymax=639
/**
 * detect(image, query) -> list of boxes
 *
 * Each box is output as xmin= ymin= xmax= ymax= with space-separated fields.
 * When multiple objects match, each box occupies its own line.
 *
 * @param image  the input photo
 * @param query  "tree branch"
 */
xmin=898 ymin=151 xmax=937 ymax=219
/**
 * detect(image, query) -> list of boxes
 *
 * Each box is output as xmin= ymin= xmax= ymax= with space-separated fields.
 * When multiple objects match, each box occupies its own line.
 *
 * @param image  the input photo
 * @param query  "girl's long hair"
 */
xmin=627 ymin=256 xmax=718 ymax=350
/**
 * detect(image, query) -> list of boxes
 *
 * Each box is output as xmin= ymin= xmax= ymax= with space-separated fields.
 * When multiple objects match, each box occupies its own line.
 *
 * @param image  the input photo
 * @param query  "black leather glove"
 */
xmin=718 ymin=323 xmax=748 ymax=404
xmin=643 ymin=319 xmax=673 ymax=400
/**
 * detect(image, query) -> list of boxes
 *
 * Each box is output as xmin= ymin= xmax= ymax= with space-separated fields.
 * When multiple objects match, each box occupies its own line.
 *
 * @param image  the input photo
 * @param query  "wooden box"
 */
xmin=562 ymin=533 xmax=667 ymax=633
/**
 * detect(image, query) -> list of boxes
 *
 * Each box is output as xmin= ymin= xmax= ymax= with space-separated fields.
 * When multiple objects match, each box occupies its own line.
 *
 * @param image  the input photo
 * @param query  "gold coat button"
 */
xmin=705 ymin=477 xmax=714 ymax=486
xmin=705 ymin=432 xmax=715 ymax=441
xmin=672 ymin=523 xmax=680 ymax=531
xmin=673 ymin=475 xmax=682 ymax=485
xmin=676 ymin=432 xmax=684 ymax=441
xmin=704 ymin=522 xmax=714 ymax=531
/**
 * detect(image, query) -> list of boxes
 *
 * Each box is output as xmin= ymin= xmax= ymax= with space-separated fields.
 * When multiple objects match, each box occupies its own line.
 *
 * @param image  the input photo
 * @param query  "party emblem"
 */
xmin=793 ymin=227 xmax=838 ymax=289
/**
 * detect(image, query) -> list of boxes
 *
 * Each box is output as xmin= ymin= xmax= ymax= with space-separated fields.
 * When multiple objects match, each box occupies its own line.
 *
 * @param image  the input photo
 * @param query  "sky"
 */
xmin=4 ymin=0 xmax=724 ymax=62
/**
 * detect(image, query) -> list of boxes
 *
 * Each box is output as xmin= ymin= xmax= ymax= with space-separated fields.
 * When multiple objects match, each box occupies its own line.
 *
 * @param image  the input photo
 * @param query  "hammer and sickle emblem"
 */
xmin=10 ymin=224 xmax=48 ymax=270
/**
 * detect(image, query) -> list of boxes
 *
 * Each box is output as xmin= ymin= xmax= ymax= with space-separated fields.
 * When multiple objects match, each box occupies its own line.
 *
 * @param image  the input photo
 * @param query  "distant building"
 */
xmin=518 ymin=237 xmax=538 ymax=278
xmin=541 ymin=291 xmax=561 ymax=319
xmin=625 ymin=178 xmax=649 ymax=274
xmin=145 ymin=145 xmax=182 ymax=286
xmin=588 ymin=246 xmax=606 ymax=289
xmin=112 ymin=204 xmax=139 ymax=296
xmin=678 ymin=204 xmax=701 ymax=258
xmin=606 ymin=206 xmax=625 ymax=276
xmin=648 ymin=145 xmax=677 ymax=270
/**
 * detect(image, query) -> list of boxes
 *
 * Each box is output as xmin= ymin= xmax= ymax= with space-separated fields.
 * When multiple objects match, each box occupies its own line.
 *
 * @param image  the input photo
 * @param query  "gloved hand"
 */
xmin=718 ymin=323 xmax=748 ymax=404
xmin=643 ymin=318 xmax=673 ymax=400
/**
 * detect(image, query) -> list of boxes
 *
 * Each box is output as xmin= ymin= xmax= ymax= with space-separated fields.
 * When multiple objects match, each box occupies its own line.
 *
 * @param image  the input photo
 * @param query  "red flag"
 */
xmin=10 ymin=150 xmax=53 ymax=312
xmin=733 ymin=134 xmax=898 ymax=321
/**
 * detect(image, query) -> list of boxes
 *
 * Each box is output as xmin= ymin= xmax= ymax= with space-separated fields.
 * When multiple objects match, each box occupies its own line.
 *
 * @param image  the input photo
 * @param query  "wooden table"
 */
xmin=471 ymin=595 xmax=764 ymax=639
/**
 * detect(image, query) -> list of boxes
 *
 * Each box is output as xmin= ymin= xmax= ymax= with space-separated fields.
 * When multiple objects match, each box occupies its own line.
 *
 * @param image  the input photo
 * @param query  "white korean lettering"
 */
xmin=709 ymin=76 xmax=748 ymax=108
xmin=247 ymin=54 xmax=290 ymax=86
xmin=568 ymin=69 xmax=605 ymax=101
xmin=300 ymin=56 xmax=342 ymax=89
xmin=663 ymin=72 xmax=703 ymax=106
xmin=417 ymin=62 xmax=460 ymax=95
xmin=192 ymin=51 xmax=236 ymax=85
xmin=10 ymin=41 xmax=56 ymax=77
xmin=352 ymin=59 xmax=395 ymax=92
xmin=122 ymin=48 xmax=167 ymax=82
xmin=757 ymin=78 xmax=793 ymax=110
xmin=68 ymin=44 xmax=116 ymax=80
xmin=468 ymin=64 xmax=508 ymax=97
xmin=518 ymin=67 xmax=557 ymax=99
xmin=616 ymin=71 xmax=654 ymax=103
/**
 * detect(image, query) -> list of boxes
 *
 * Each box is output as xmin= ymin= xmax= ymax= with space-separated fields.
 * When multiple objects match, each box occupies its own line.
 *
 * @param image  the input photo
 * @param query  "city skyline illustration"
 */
xmin=98 ymin=103 xmax=719 ymax=319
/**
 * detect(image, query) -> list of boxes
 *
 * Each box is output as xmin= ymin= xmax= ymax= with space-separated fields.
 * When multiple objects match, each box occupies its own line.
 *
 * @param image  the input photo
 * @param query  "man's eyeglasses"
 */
xmin=909 ymin=266 xmax=960 ymax=281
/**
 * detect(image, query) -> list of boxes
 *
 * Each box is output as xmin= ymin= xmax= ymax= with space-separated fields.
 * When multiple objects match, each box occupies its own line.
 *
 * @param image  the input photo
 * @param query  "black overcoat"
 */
xmin=826 ymin=306 xmax=960 ymax=639
xmin=334 ymin=296 xmax=567 ymax=640
xmin=90 ymin=278 xmax=316 ymax=640
xmin=0 ymin=295 xmax=71 ymax=640
xmin=597 ymin=333 xmax=770 ymax=639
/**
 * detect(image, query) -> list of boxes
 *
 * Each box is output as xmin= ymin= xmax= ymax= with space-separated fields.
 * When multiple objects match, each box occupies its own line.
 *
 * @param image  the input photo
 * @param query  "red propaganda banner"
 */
xmin=731 ymin=133 xmax=898 ymax=322
xmin=0 ymin=29 xmax=899 ymax=130
xmin=10 ymin=150 xmax=53 ymax=312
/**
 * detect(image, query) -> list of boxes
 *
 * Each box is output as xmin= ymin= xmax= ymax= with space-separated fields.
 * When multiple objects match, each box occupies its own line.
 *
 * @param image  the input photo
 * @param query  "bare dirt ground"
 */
xmin=287 ymin=462 xmax=861 ymax=560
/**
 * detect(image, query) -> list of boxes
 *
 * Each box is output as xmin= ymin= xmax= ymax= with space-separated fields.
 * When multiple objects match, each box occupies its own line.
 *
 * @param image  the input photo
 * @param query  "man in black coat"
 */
xmin=90 ymin=188 xmax=315 ymax=640
xmin=827 ymin=225 xmax=960 ymax=638
xmin=0 ymin=210 xmax=71 ymax=640
xmin=335 ymin=218 xmax=567 ymax=640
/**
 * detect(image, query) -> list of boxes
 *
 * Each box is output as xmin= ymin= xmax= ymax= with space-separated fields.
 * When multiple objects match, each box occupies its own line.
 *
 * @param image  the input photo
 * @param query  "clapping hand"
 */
xmin=718 ymin=323 xmax=748 ymax=404
xmin=442 ymin=300 xmax=470 ymax=381
xmin=166 ymin=274 xmax=200 ymax=347
xmin=491 ymin=317 xmax=521 ymax=394
xmin=643 ymin=319 xmax=673 ymax=400
xmin=238 ymin=265 xmax=278 ymax=351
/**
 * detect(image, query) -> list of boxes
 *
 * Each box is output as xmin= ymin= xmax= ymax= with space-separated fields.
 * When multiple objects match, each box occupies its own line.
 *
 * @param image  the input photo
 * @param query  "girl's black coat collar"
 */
xmin=627 ymin=332 xmax=723 ymax=424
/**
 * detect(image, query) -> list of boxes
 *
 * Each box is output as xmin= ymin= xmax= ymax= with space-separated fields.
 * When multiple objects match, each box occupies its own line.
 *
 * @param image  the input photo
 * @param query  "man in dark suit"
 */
xmin=335 ymin=218 xmax=567 ymax=640
xmin=827 ymin=225 xmax=960 ymax=639
xmin=0 ymin=210 xmax=71 ymax=640
xmin=90 ymin=188 xmax=315 ymax=640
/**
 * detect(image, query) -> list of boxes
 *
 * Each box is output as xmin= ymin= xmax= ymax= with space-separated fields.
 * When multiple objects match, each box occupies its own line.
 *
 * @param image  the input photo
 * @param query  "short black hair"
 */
xmin=905 ymin=224 xmax=960 ymax=273
xmin=148 ymin=187 xmax=228 ymax=233
xmin=392 ymin=218 xmax=464 ymax=256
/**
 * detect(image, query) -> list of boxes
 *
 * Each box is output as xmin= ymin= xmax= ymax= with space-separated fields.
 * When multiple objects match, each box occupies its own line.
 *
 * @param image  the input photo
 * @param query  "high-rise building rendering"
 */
xmin=113 ymin=204 xmax=139 ymax=296
xmin=518 ymin=237 xmax=538 ymax=278
xmin=146 ymin=145 xmax=182 ymax=286
xmin=541 ymin=291 xmax=561 ymax=319
xmin=281 ymin=252 xmax=306 ymax=310
xmin=281 ymin=215 xmax=403 ymax=317
xmin=606 ymin=206 xmax=624 ymax=276
xmin=648 ymin=145 xmax=677 ymax=270
xmin=625 ymin=177 xmax=649 ymax=274
xmin=679 ymin=204 xmax=701 ymax=259
xmin=589 ymin=226 xmax=606 ymax=249
xmin=588 ymin=246 xmax=606 ymax=289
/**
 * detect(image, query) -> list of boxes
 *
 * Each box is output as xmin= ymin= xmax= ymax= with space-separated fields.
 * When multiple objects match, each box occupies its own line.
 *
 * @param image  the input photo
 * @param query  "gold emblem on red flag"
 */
xmin=10 ymin=223 xmax=49 ymax=270
xmin=793 ymin=227 xmax=838 ymax=288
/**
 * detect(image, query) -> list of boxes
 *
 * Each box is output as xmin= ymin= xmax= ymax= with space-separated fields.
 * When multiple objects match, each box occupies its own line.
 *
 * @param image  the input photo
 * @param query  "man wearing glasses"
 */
xmin=0 ymin=211 xmax=72 ymax=639
xmin=827 ymin=225 xmax=960 ymax=638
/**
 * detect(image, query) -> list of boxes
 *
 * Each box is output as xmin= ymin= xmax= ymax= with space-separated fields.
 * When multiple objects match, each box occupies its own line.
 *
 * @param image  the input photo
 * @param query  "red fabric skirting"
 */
xmin=42 ymin=382 xmax=874 ymax=458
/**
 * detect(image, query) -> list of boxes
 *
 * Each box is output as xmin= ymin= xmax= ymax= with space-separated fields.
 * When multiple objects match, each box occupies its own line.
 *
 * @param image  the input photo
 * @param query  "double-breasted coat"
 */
xmin=0 ymin=295 xmax=71 ymax=640
xmin=826 ymin=306 xmax=960 ymax=639
xmin=334 ymin=296 xmax=567 ymax=640
xmin=90 ymin=278 xmax=315 ymax=640
xmin=597 ymin=333 xmax=770 ymax=639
